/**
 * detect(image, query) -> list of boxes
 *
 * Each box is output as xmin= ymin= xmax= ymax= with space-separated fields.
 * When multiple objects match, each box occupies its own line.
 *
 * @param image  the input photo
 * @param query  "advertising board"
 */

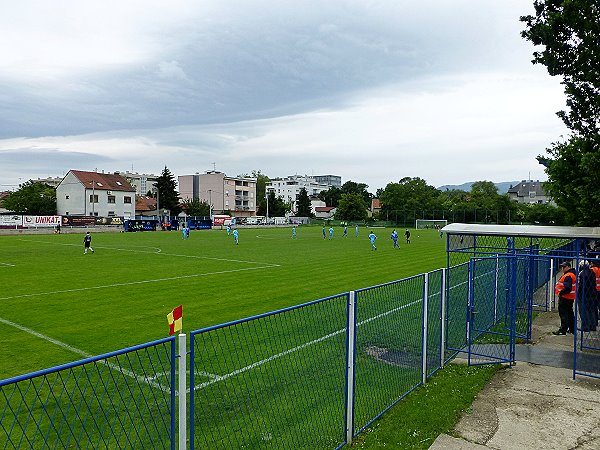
xmin=0 ymin=215 xmax=22 ymax=228
xmin=23 ymin=215 xmax=62 ymax=227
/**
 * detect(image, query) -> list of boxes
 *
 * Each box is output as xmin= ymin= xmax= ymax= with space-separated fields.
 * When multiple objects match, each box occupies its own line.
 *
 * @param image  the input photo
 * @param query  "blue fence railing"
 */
xmin=3 ymin=253 xmax=579 ymax=449
xmin=0 ymin=337 xmax=176 ymax=450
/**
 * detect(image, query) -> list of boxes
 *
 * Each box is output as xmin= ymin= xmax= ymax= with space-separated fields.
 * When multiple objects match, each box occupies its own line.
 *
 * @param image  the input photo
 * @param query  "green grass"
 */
xmin=4 ymin=225 xmax=515 ymax=450
xmin=0 ymin=225 xmax=447 ymax=380
xmin=347 ymin=363 xmax=501 ymax=449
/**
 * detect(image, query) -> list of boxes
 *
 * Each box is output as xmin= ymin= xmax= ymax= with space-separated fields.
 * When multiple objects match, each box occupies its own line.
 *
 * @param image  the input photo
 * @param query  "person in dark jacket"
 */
xmin=577 ymin=261 xmax=598 ymax=332
xmin=553 ymin=261 xmax=576 ymax=335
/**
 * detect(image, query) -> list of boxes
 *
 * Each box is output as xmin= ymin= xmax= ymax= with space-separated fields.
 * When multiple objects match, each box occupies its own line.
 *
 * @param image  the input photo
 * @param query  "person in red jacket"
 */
xmin=589 ymin=259 xmax=600 ymax=327
xmin=553 ymin=261 xmax=576 ymax=335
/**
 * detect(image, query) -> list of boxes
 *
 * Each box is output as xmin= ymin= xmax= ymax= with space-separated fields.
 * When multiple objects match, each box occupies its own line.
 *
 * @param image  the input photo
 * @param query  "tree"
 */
xmin=181 ymin=198 xmax=210 ymax=217
xmin=295 ymin=187 xmax=313 ymax=217
xmin=155 ymin=166 xmax=181 ymax=216
xmin=379 ymin=177 xmax=440 ymax=215
xmin=335 ymin=193 xmax=368 ymax=221
xmin=1 ymin=181 xmax=56 ymax=214
xmin=340 ymin=181 xmax=371 ymax=205
xmin=521 ymin=1 xmax=600 ymax=136
xmin=521 ymin=2 xmax=600 ymax=225
xmin=319 ymin=186 xmax=341 ymax=207
xmin=541 ymin=137 xmax=600 ymax=225
xmin=264 ymin=191 xmax=289 ymax=217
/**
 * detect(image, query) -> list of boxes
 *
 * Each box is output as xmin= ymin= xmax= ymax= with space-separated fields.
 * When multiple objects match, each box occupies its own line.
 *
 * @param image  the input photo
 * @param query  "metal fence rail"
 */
xmin=0 ymin=337 xmax=176 ymax=450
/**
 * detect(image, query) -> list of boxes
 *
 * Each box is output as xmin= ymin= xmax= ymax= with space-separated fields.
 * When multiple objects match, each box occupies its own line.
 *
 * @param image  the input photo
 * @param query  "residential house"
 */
xmin=56 ymin=170 xmax=136 ymax=218
xmin=135 ymin=195 xmax=158 ymax=217
xmin=507 ymin=180 xmax=553 ymax=205
xmin=314 ymin=206 xmax=336 ymax=219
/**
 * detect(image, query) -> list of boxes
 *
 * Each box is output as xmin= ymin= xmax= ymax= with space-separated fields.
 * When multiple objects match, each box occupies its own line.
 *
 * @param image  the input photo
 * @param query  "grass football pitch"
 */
xmin=0 ymin=225 xmax=447 ymax=380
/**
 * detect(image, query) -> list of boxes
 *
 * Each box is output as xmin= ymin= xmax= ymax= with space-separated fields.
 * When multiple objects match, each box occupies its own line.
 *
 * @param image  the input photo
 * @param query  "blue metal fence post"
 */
xmin=171 ymin=337 xmax=177 ymax=450
xmin=421 ymin=273 xmax=429 ymax=384
xmin=440 ymin=268 xmax=447 ymax=368
xmin=345 ymin=291 xmax=356 ymax=445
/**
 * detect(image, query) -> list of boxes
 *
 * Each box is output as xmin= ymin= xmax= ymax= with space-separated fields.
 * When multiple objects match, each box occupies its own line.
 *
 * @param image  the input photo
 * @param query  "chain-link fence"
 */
xmin=0 ymin=337 xmax=176 ymax=449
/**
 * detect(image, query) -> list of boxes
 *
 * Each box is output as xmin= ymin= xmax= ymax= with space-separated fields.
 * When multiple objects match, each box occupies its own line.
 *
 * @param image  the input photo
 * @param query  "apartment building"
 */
xmin=179 ymin=171 xmax=257 ymax=217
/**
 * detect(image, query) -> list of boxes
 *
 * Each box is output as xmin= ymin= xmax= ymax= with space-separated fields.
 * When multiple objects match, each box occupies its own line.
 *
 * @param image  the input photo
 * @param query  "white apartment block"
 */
xmin=115 ymin=171 xmax=159 ymax=196
xmin=267 ymin=175 xmax=337 ymax=212
xmin=178 ymin=171 xmax=257 ymax=217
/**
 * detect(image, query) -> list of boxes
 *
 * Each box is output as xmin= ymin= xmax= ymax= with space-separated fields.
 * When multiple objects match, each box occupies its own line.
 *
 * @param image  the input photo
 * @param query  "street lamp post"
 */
xmin=266 ymin=192 xmax=269 ymax=221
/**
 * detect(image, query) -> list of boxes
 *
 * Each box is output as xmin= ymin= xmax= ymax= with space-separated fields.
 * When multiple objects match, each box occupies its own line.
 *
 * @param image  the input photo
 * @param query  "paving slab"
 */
xmin=430 ymin=311 xmax=600 ymax=450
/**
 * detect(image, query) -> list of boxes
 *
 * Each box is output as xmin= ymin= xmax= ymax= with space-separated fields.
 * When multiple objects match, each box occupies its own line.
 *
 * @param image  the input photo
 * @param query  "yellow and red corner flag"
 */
xmin=167 ymin=305 xmax=183 ymax=335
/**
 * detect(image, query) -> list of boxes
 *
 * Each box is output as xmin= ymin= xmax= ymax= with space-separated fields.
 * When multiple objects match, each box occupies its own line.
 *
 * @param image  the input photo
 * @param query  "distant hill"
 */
xmin=437 ymin=181 xmax=520 ymax=194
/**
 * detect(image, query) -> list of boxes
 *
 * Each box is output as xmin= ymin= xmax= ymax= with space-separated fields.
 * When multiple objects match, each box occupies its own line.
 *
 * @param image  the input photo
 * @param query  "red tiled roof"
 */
xmin=315 ymin=206 xmax=336 ymax=212
xmin=136 ymin=195 xmax=157 ymax=212
xmin=371 ymin=198 xmax=381 ymax=209
xmin=70 ymin=170 xmax=135 ymax=192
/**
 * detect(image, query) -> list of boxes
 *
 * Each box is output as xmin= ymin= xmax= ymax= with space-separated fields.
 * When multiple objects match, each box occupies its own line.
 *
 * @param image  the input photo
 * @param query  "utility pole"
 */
xmin=91 ymin=180 xmax=95 ymax=216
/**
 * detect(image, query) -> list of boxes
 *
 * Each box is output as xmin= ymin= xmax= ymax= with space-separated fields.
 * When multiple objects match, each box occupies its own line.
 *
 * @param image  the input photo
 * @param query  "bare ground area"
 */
xmin=430 ymin=311 xmax=600 ymax=450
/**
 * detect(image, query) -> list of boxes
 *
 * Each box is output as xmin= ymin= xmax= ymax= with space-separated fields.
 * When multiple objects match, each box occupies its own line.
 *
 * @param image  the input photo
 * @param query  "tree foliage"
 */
xmin=319 ymin=186 xmax=341 ymax=207
xmin=521 ymin=1 xmax=600 ymax=136
xmin=155 ymin=166 xmax=181 ymax=216
xmin=379 ymin=177 xmax=440 ymax=215
xmin=181 ymin=198 xmax=211 ymax=217
xmin=521 ymin=1 xmax=600 ymax=225
xmin=340 ymin=181 xmax=371 ymax=205
xmin=295 ymin=187 xmax=313 ymax=217
xmin=335 ymin=193 xmax=368 ymax=221
xmin=1 ymin=181 xmax=56 ymax=214
xmin=265 ymin=190 xmax=289 ymax=217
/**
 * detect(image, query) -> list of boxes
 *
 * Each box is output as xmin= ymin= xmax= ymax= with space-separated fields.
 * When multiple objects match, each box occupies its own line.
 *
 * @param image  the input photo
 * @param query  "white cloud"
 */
xmin=0 ymin=0 xmax=569 ymax=192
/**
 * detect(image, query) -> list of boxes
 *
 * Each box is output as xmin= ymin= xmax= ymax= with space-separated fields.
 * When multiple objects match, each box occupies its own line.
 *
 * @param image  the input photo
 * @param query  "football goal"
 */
xmin=415 ymin=219 xmax=448 ymax=229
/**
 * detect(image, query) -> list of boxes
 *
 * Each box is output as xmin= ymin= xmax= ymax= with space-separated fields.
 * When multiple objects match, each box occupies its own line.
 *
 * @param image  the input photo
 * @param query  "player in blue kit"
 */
xmin=233 ymin=229 xmax=239 ymax=245
xmin=391 ymin=229 xmax=400 ymax=249
xmin=329 ymin=227 xmax=334 ymax=240
xmin=368 ymin=231 xmax=377 ymax=250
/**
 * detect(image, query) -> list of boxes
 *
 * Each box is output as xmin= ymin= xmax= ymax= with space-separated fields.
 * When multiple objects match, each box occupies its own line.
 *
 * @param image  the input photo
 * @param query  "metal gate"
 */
xmin=466 ymin=256 xmax=517 ymax=365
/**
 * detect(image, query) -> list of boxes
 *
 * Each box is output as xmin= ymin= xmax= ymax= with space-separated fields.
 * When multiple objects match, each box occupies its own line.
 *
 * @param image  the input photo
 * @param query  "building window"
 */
xmin=108 ymin=211 xmax=115 ymax=216
xmin=124 ymin=196 xmax=132 ymax=204
xmin=529 ymin=191 xmax=536 ymax=199
xmin=108 ymin=195 xmax=116 ymax=203
xmin=90 ymin=195 xmax=98 ymax=203
xmin=65 ymin=195 xmax=69 ymax=199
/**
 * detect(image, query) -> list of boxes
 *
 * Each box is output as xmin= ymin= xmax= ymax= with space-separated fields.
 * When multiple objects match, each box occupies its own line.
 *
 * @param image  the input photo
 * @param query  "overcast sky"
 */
xmin=0 ymin=0 xmax=568 ymax=193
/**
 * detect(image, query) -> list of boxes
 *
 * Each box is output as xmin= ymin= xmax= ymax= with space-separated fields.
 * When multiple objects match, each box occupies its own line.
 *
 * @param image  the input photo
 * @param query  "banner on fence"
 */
xmin=23 ymin=215 xmax=62 ymax=227
xmin=62 ymin=216 xmax=96 ymax=226
xmin=0 ymin=215 xmax=22 ymax=227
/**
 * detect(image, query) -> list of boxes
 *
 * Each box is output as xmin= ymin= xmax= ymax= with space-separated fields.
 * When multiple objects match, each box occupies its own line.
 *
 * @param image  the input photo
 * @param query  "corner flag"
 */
xmin=167 ymin=305 xmax=183 ymax=335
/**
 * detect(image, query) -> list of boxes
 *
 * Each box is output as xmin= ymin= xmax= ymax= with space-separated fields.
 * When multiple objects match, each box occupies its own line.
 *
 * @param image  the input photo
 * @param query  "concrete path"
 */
xmin=430 ymin=311 xmax=600 ymax=450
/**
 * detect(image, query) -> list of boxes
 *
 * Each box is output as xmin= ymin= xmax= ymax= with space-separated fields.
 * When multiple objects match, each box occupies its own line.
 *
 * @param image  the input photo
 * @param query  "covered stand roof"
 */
xmin=442 ymin=223 xmax=600 ymax=240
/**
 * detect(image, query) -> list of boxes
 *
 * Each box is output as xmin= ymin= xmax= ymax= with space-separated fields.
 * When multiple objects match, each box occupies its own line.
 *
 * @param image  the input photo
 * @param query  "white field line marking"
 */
xmin=0 ymin=265 xmax=279 ymax=301
xmin=0 ymin=262 xmax=15 ymax=267
xmin=0 ymin=317 xmax=170 ymax=393
xmin=17 ymin=239 xmax=278 ymax=265
xmin=191 ymin=297 xmax=422 ymax=392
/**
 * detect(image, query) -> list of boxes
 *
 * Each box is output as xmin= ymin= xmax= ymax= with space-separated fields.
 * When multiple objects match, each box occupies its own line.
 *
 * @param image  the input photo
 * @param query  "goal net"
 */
xmin=415 ymin=219 xmax=448 ymax=229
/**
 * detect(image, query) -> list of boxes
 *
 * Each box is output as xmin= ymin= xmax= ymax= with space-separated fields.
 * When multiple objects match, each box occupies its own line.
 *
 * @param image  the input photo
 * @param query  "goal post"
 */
xmin=415 ymin=219 xmax=448 ymax=229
